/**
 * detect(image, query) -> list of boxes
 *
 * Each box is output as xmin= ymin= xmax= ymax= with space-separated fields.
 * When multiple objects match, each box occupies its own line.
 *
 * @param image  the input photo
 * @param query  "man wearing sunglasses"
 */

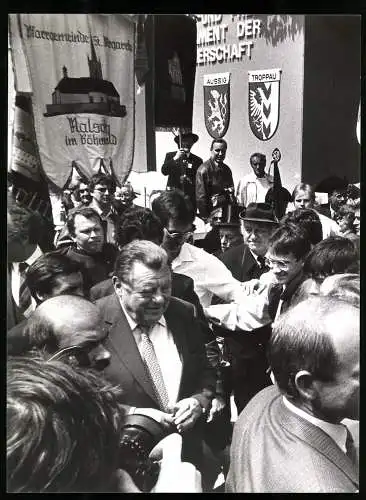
xmin=152 ymin=189 xmax=243 ymax=308
xmin=14 ymin=295 xmax=111 ymax=370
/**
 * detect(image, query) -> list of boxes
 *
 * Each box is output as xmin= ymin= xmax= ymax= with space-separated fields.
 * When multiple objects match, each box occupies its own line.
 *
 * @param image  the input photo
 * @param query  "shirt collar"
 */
xmin=172 ymin=242 xmax=195 ymax=266
xmin=117 ymin=296 xmax=166 ymax=331
xmin=283 ymin=396 xmax=348 ymax=453
xmin=12 ymin=245 xmax=42 ymax=268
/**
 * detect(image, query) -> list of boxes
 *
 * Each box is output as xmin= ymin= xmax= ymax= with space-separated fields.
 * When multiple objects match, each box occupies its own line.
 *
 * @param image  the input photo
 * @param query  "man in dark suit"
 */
xmin=212 ymin=203 xmax=278 ymax=413
xmin=7 ymin=252 xmax=84 ymax=354
xmin=96 ymin=240 xmax=216 ymax=480
xmin=315 ymin=176 xmax=348 ymax=220
xmin=161 ymin=132 xmax=202 ymax=212
xmin=226 ymin=296 xmax=359 ymax=492
xmin=7 ymin=193 xmax=43 ymax=329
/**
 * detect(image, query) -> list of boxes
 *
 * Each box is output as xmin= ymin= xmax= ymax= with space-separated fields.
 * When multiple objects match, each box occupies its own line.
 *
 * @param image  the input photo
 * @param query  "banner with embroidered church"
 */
xmin=9 ymin=14 xmax=134 ymax=189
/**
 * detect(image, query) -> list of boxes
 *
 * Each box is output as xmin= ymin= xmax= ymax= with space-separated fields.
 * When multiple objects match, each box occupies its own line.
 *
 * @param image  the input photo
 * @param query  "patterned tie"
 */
xmin=137 ymin=326 xmax=171 ymax=413
xmin=18 ymin=262 xmax=32 ymax=316
xmin=345 ymin=427 xmax=358 ymax=467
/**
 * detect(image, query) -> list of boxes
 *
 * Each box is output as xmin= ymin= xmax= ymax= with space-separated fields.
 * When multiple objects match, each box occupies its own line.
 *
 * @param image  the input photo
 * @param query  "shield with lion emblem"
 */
xmin=248 ymin=68 xmax=281 ymax=141
xmin=204 ymin=72 xmax=230 ymax=139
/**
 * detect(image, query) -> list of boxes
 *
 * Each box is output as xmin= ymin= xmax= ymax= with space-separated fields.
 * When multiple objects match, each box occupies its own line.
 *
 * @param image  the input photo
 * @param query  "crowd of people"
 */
xmin=7 ymin=139 xmax=360 ymax=493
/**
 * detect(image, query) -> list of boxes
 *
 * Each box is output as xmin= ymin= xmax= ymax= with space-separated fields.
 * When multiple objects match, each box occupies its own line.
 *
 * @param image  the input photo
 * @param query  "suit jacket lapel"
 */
xmin=103 ymin=294 xmax=158 ymax=405
xmin=277 ymin=398 xmax=358 ymax=487
xmin=164 ymin=301 xmax=187 ymax=398
xmin=241 ymin=246 xmax=260 ymax=281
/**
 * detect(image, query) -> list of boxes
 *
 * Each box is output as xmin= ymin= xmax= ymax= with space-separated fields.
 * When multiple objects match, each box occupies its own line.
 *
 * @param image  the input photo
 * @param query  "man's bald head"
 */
xmin=19 ymin=296 xmax=109 ymax=369
xmin=269 ymin=296 xmax=359 ymax=422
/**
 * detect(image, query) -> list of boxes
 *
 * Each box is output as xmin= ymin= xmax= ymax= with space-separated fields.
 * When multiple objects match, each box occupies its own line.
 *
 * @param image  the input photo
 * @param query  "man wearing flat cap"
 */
xmin=161 ymin=132 xmax=203 ymax=212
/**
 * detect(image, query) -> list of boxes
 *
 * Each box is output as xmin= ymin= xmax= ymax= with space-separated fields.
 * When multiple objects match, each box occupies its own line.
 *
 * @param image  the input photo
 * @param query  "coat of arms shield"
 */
xmin=248 ymin=68 xmax=281 ymax=141
xmin=203 ymin=72 xmax=230 ymax=139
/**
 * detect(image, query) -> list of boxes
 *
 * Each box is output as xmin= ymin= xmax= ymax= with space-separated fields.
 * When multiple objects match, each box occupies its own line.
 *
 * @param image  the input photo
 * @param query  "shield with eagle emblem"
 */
xmin=248 ymin=69 xmax=281 ymax=141
xmin=203 ymin=72 xmax=230 ymax=139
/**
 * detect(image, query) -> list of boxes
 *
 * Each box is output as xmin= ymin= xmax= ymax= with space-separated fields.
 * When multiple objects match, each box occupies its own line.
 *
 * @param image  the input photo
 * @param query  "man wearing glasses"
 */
xmin=89 ymin=173 xmax=117 ymax=244
xmin=205 ymin=223 xmax=311 ymax=336
xmin=152 ymin=189 xmax=243 ymax=308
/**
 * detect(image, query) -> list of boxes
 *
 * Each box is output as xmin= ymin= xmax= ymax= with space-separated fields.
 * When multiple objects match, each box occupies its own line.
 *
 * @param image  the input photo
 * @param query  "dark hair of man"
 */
xmin=115 ymin=207 xmax=164 ymax=248
xmin=269 ymin=296 xmax=353 ymax=399
xmin=8 ymin=193 xmax=39 ymax=245
xmin=320 ymin=273 xmax=360 ymax=307
xmin=25 ymin=251 xmax=82 ymax=302
xmin=250 ymin=152 xmax=266 ymax=165
xmin=151 ymin=189 xmax=195 ymax=227
xmin=210 ymin=138 xmax=227 ymax=150
xmin=346 ymin=183 xmax=360 ymax=201
xmin=303 ymin=236 xmax=359 ymax=280
xmin=291 ymin=183 xmax=315 ymax=203
xmin=281 ymin=208 xmax=323 ymax=246
xmin=89 ymin=173 xmax=114 ymax=192
xmin=66 ymin=206 xmax=104 ymax=236
xmin=7 ymin=355 xmax=124 ymax=492
xmin=335 ymin=204 xmax=356 ymax=227
xmin=114 ymin=240 xmax=169 ymax=285
xmin=268 ymin=223 xmax=311 ymax=261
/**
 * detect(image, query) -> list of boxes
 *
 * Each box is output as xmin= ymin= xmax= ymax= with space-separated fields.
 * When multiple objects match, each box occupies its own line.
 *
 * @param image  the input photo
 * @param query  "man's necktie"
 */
xmin=268 ymin=284 xmax=284 ymax=321
xmin=137 ymin=327 xmax=171 ymax=413
xmin=345 ymin=427 xmax=358 ymax=467
xmin=18 ymin=262 xmax=32 ymax=316
xmin=257 ymin=255 xmax=268 ymax=272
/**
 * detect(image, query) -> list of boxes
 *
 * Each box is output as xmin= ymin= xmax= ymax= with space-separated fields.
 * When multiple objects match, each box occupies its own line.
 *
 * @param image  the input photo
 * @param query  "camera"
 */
xmin=118 ymin=413 xmax=171 ymax=492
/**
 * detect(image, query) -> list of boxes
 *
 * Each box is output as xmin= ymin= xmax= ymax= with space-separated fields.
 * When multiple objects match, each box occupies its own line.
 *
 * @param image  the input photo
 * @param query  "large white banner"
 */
xmin=9 ymin=14 xmax=135 ymax=188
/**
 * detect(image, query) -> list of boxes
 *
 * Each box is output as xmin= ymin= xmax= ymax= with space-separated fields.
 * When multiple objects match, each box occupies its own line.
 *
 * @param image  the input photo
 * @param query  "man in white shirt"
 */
xmin=151 ymin=189 xmax=243 ymax=307
xmin=236 ymin=153 xmax=273 ymax=208
xmin=290 ymin=182 xmax=340 ymax=238
xmin=96 ymin=240 xmax=216 ymax=479
xmin=226 ymin=296 xmax=359 ymax=492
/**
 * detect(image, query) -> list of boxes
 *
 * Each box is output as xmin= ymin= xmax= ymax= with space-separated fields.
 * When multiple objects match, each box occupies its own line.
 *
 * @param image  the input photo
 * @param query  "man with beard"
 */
xmin=195 ymin=139 xmax=235 ymax=221
xmin=226 ymin=296 xmax=359 ymax=492
xmin=236 ymin=153 xmax=273 ymax=208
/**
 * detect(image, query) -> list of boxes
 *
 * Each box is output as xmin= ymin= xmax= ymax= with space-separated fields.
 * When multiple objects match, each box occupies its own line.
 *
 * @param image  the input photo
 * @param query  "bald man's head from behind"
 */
xmin=22 ymin=295 xmax=110 ymax=370
xmin=269 ymin=296 xmax=359 ymax=424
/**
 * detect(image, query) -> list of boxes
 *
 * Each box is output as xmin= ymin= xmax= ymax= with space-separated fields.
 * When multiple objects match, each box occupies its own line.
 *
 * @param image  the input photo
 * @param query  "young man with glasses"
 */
xmin=89 ymin=173 xmax=117 ymax=244
xmin=152 ymin=189 xmax=244 ymax=308
xmin=205 ymin=223 xmax=311 ymax=333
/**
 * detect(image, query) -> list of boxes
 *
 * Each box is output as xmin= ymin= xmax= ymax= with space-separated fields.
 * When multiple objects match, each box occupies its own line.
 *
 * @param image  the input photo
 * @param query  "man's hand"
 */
xmin=150 ymin=433 xmax=202 ymax=493
xmin=133 ymin=408 xmax=174 ymax=429
xmin=207 ymin=396 xmax=226 ymax=423
xmin=174 ymin=149 xmax=188 ymax=161
xmin=240 ymin=278 xmax=266 ymax=295
xmin=172 ymin=397 xmax=203 ymax=432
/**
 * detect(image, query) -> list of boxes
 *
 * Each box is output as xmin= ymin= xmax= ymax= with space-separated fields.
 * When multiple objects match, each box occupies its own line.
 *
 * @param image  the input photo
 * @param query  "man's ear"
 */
xmin=112 ymin=276 xmax=123 ymax=294
xmin=294 ymin=370 xmax=317 ymax=401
